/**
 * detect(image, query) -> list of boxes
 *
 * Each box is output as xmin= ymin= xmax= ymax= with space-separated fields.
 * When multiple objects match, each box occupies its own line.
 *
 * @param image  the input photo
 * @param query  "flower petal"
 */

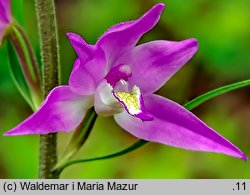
xmin=67 ymin=32 xmax=94 ymax=64
xmin=114 ymin=94 xmax=247 ymax=160
xmin=126 ymin=38 xmax=198 ymax=94
xmin=5 ymin=86 xmax=93 ymax=135
xmin=0 ymin=0 xmax=11 ymax=44
xmin=69 ymin=58 xmax=97 ymax=95
xmin=96 ymin=3 xmax=165 ymax=70
xmin=0 ymin=0 xmax=11 ymax=24
xmin=105 ymin=64 xmax=132 ymax=87
xmin=67 ymin=33 xmax=106 ymax=94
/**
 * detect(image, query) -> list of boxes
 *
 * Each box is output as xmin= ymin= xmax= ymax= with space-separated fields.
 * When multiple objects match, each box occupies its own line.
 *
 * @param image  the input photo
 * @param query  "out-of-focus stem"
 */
xmin=35 ymin=0 xmax=60 ymax=179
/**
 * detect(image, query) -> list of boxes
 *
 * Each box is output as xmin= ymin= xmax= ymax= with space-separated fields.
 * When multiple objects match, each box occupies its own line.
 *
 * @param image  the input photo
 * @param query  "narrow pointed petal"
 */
xmin=114 ymin=94 xmax=247 ymax=160
xmin=97 ymin=3 xmax=165 ymax=69
xmin=126 ymin=39 xmax=198 ymax=94
xmin=5 ymin=86 xmax=93 ymax=135
xmin=67 ymin=33 xmax=106 ymax=94
xmin=67 ymin=32 xmax=94 ymax=64
xmin=69 ymin=58 xmax=97 ymax=95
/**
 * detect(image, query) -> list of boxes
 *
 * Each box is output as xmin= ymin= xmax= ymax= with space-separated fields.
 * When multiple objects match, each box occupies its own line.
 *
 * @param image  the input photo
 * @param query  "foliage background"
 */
xmin=0 ymin=0 xmax=250 ymax=178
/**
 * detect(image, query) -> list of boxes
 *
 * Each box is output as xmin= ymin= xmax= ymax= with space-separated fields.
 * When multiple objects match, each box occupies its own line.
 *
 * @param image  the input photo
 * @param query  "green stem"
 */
xmin=39 ymin=134 xmax=59 ymax=178
xmin=53 ymin=79 xmax=250 ymax=175
xmin=53 ymin=140 xmax=148 ymax=176
xmin=35 ymin=0 xmax=60 ymax=179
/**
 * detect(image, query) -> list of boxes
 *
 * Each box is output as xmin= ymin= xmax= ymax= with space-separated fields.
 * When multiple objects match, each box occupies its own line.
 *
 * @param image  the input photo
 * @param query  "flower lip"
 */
xmin=104 ymin=64 xmax=153 ymax=121
xmin=113 ymin=85 xmax=153 ymax=121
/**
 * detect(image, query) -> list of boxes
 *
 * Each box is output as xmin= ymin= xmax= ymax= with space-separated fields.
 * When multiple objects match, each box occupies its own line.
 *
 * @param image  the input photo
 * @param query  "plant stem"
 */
xmin=35 ymin=0 xmax=60 ymax=178
xmin=39 ymin=134 xmax=59 ymax=178
xmin=53 ymin=140 xmax=148 ymax=175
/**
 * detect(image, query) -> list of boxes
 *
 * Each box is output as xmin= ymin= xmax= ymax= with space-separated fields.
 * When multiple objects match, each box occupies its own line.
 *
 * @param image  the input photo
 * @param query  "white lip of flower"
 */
xmin=96 ymin=64 xmax=152 ymax=120
xmin=110 ymin=79 xmax=153 ymax=121
xmin=113 ymin=85 xmax=142 ymax=115
xmin=95 ymin=81 xmax=124 ymax=116
xmin=95 ymin=77 xmax=144 ymax=118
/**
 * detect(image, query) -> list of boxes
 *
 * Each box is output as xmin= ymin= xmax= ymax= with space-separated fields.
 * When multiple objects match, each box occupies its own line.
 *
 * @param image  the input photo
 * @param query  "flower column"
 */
xmin=35 ymin=0 xmax=60 ymax=178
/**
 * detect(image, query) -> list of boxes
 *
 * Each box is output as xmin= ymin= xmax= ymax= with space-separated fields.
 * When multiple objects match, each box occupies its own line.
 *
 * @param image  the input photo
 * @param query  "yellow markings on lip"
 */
xmin=114 ymin=86 xmax=141 ymax=115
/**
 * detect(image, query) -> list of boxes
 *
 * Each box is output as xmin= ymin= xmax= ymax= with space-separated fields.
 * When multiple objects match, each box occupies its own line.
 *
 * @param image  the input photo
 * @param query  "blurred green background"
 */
xmin=0 ymin=0 xmax=250 ymax=178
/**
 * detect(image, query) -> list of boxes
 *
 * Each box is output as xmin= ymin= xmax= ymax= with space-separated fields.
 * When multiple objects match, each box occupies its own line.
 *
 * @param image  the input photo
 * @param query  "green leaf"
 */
xmin=183 ymin=79 xmax=250 ymax=110
xmin=7 ymin=40 xmax=35 ymax=110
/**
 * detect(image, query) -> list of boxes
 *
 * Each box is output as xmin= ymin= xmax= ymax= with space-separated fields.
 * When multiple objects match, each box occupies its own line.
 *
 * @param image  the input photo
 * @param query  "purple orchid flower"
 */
xmin=0 ymin=0 xmax=11 ymax=45
xmin=5 ymin=3 xmax=247 ymax=160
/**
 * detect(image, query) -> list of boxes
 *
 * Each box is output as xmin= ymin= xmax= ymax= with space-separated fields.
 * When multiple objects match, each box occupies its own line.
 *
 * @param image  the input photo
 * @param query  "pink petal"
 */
xmin=0 ymin=0 xmax=11 ymax=23
xmin=67 ymin=33 xmax=94 ymax=64
xmin=125 ymin=39 xmax=198 ymax=94
xmin=96 ymin=3 xmax=165 ymax=70
xmin=69 ymin=59 xmax=97 ymax=95
xmin=105 ymin=64 xmax=132 ymax=87
xmin=67 ymin=33 xmax=106 ymax=94
xmin=114 ymin=94 xmax=247 ymax=160
xmin=5 ymin=86 xmax=93 ymax=135
xmin=0 ymin=0 xmax=11 ymax=44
